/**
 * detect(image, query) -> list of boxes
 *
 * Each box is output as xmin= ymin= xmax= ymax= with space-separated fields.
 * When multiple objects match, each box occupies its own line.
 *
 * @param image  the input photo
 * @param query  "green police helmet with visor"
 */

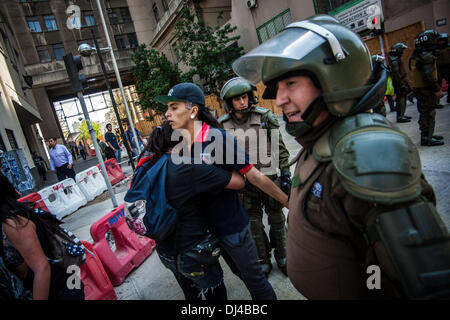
xmin=389 ymin=43 xmax=408 ymax=56
xmin=232 ymin=14 xmax=373 ymax=117
xmin=415 ymin=30 xmax=448 ymax=51
xmin=220 ymin=77 xmax=258 ymax=114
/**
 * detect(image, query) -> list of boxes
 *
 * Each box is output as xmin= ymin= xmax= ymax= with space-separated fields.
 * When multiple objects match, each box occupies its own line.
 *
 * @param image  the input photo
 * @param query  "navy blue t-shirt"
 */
xmin=191 ymin=123 xmax=253 ymax=236
xmin=125 ymin=129 xmax=142 ymax=149
xmin=105 ymin=131 xmax=120 ymax=149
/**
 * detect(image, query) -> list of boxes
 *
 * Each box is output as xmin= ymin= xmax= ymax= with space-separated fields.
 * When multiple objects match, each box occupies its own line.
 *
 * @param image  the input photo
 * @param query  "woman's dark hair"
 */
xmin=139 ymin=121 xmax=181 ymax=167
xmin=197 ymin=105 xmax=223 ymax=129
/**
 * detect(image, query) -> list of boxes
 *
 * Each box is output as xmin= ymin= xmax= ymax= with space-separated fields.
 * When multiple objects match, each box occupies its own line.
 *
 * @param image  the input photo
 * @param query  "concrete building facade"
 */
xmin=0 ymin=8 xmax=47 ymax=186
xmin=1 ymin=0 xmax=138 ymax=145
xmin=1 ymin=0 xmax=447 ymax=152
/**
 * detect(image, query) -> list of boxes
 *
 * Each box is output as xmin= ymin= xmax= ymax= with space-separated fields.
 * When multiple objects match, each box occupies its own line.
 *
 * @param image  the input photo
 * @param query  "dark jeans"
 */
xmin=36 ymin=164 xmax=46 ymax=180
xmin=157 ymin=249 xmax=227 ymax=300
xmin=219 ymin=223 xmax=277 ymax=300
xmin=55 ymin=163 xmax=76 ymax=182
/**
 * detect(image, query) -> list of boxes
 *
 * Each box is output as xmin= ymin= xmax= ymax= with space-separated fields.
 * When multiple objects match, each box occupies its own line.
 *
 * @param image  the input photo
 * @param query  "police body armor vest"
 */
xmin=220 ymin=107 xmax=277 ymax=175
xmin=389 ymin=56 xmax=407 ymax=86
xmin=410 ymin=52 xmax=438 ymax=89
xmin=287 ymin=112 xmax=450 ymax=299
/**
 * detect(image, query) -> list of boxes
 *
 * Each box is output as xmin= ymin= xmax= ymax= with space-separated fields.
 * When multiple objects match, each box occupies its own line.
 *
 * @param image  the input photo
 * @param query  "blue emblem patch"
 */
xmin=311 ymin=182 xmax=323 ymax=199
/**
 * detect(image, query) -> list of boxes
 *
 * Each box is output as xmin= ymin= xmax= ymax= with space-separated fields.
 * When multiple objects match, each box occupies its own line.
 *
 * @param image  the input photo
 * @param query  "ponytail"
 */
xmin=197 ymin=105 xmax=223 ymax=129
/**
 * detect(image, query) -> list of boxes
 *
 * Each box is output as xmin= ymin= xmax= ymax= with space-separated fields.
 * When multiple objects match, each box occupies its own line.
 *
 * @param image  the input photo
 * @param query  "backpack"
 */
xmin=32 ymin=208 xmax=86 ymax=272
xmin=124 ymin=153 xmax=177 ymax=242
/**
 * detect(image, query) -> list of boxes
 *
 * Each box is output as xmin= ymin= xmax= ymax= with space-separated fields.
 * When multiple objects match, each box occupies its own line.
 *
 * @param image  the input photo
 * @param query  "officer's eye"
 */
xmin=286 ymin=80 xmax=296 ymax=87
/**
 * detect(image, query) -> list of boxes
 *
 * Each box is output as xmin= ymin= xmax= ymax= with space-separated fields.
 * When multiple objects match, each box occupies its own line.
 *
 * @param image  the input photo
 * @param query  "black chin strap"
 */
xmin=348 ymin=66 xmax=388 ymax=116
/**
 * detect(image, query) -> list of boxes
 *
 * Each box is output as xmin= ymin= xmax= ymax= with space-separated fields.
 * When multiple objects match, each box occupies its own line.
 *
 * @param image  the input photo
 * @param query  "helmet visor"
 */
xmin=232 ymin=27 xmax=326 ymax=84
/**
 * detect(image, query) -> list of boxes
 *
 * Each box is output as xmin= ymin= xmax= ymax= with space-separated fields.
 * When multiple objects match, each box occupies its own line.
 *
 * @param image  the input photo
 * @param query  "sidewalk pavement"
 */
xmin=61 ymin=96 xmax=450 ymax=300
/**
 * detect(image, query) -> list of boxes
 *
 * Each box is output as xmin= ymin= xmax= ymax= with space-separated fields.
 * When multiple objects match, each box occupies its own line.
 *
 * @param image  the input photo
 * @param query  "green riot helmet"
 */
xmin=389 ymin=43 xmax=408 ymax=56
xmin=220 ymin=77 xmax=258 ymax=114
xmin=232 ymin=14 xmax=375 ymax=117
xmin=414 ymin=30 xmax=442 ymax=51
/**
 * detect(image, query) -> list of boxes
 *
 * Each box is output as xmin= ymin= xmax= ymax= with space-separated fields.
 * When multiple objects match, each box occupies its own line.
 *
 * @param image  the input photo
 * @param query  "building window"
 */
xmin=115 ymin=36 xmax=127 ymax=49
xmin=128 ymin=33 xmax=138 ymax=48
xmin=108 ymin=12 xmax=119 ymax=24
xmin=120 ymin=7 xmax=132 ymax=22
xmin=85 ymin=14 xmax=95 ymax=26
xmin=256 ymin=9 xmax=292 ymax=44
xmin=37 ymin=46 xmax=51 ymax=62
xmin=161 ymin=0 xmax=169 ymax=12
xmin=5 ymin=129 xmax=18 ymax=150
xmin=313 ymin=0 xmax=354 ymax=14
xmin=44 ymin=15 xmax=58 ymax=31
xmin=153 ymin=3 xmax=160 ymax=22
xmin=52 ymin=43 xmax=65 ymax=60
xmin=26 ymin=17 xmax=42 ymax=33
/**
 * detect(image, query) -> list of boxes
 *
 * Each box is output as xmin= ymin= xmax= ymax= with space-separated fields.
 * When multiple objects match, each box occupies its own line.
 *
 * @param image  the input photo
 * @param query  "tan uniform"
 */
xmin=220 ymin=108 xmax=290 ymax=270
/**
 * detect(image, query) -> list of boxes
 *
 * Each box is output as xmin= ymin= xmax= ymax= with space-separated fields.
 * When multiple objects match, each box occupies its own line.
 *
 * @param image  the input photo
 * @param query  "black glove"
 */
xmin=280 ymin=171 xmax=291 ymax=196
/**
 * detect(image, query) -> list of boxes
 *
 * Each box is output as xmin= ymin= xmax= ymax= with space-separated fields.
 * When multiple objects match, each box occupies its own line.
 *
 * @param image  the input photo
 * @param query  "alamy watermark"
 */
xmin=366 ymin=265 xmax=381 ymax=290
xmin=66 ymin=5 xmax=82 ymax=30
xmin=66 ymin=265 xmax=81 ymax=290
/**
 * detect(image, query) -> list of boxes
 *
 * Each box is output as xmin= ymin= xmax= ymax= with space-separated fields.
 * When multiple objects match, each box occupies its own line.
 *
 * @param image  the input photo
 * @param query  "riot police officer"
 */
xmin=233 ymin=14 xmax=450 ymax=299
xmin=410 ymin=30 xmax=448 ymax=146
xmin=218 ymin=78 xmax=291 ymax=276
xmin=388 ymin=43 xmax=412 ymax=123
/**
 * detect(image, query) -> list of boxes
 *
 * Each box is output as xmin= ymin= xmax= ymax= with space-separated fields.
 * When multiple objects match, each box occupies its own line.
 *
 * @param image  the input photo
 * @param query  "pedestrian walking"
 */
xmin=105 ymin=124 xmax=122 ymax=164
xmin=32 ymin=151 xmax=47 ymax=182
xmin=48 ymin=137 xmax=75 ymax=182
xmin=77 ymin=141 xmax=87 ymax=160
xmin=123 ymin=120 xmax=145 ymax=158
xmin=69 ymin=145 xmax=77 ymax=161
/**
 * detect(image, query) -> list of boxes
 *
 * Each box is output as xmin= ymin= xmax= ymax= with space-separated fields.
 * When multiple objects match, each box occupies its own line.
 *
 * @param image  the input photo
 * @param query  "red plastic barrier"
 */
xmin=97 ymin=158 xmax=125 ymax=185
xmin=89 ymin=203 xmax=155 ymax=286
xmin=18 ymin=192 xmax=49 ymax=212
xmin=80 ymin=241 xmax=117 ymax=300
